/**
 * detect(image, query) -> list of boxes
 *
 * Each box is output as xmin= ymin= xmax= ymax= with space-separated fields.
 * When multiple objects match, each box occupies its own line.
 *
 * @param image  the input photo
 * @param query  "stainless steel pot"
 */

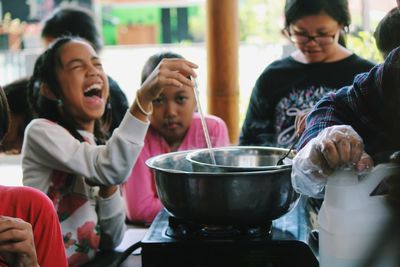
xmin=146 ymin=149 xmax=300 ymax=226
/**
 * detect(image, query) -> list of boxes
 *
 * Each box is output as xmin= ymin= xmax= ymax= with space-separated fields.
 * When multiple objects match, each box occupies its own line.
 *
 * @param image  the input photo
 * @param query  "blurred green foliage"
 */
xmin=188 ymin=6 xmax=206 ymax=42
xmin=239 ymin=0 xmax=285 ymax=43
xmin=189 ymin=0 xmax=286 ymax=44
xmin=346 ymin=31 xmax=383 ymax=64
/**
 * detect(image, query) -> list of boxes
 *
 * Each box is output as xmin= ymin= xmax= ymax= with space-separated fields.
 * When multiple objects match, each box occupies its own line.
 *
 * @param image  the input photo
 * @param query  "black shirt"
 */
xmin=239 ymin=54 xmax=375 ymax=147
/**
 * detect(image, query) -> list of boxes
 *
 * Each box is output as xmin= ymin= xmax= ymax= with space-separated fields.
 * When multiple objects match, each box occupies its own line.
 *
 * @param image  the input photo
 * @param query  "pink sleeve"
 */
xmin=121 ymin=152 xmax=163 ymax=224
xmin=208 ymin=116 xmax=230 ymax=147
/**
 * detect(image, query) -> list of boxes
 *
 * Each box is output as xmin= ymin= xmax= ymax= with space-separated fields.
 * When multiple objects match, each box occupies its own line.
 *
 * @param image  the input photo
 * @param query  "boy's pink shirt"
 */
xmin=121 ymin=113 xmax=230 ymax=224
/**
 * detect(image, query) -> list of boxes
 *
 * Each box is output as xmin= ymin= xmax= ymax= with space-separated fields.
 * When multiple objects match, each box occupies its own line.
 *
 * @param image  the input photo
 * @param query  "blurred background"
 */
xmin=0 ymin=0 xmax=396 ymax=125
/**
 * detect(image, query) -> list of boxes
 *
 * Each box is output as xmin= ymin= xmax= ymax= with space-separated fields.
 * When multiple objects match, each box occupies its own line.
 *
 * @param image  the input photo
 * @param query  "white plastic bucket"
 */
xmin=318 ymin=164 xmax=398 ymax=267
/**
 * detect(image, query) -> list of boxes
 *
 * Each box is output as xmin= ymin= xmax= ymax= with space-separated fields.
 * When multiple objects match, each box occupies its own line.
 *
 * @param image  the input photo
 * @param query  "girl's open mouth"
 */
xmin=83 ymin=83 xmax=104 ymax=106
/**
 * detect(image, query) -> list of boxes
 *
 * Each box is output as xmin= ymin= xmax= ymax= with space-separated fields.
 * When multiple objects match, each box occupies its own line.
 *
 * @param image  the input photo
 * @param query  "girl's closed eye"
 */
xmin=65 ymin=59 xmax=85 ymax=71
xmin=69 ymin=63 xmax=84 ymax=71
xmin=92 ymin=60 xmax=103 ymax=70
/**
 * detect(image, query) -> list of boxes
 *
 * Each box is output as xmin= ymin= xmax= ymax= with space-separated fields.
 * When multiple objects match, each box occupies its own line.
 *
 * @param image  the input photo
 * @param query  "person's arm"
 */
xmin=28 ymin=188 xmax=67 ymax=267
xmin=239 ymin=73 xmax=276 ymax=146
xmin=0 ymin=186 xmax=67 ymax=267
xmin=23 ymin=58 xmax=199 ymax=190
xmin=97 ymin=188 xmax=127 ymax=250
xmin=0 ymin=216 xmax=39 ymax=267
xmin=23 ymin=114 xmax=149 ymax=190
xmin=292 ymin=85 xmax=375 ymax=197
xmin=292 ymin=90 xmax=350 ymax=198
xmin=292 ymin=125 xmax=373 ymax=198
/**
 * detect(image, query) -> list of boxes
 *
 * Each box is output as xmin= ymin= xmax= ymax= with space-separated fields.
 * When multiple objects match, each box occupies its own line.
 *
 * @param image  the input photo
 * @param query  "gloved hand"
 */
xmin=291 ymin=125 xmax=374 ymax=198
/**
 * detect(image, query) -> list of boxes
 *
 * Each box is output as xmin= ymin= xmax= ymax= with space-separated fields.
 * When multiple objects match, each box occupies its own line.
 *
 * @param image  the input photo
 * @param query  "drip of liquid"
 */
xmin=193 ymin=78 xmax=216 ymax=165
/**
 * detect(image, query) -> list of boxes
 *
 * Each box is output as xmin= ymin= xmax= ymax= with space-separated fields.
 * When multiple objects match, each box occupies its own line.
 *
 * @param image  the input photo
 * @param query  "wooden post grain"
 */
xmin=206 ymin=0 xmax=239 ymax=144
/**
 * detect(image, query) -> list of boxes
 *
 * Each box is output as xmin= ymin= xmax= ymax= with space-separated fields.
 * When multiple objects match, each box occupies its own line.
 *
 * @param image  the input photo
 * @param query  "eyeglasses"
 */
xmin=283 ymin=29 xmax=337 ymax=46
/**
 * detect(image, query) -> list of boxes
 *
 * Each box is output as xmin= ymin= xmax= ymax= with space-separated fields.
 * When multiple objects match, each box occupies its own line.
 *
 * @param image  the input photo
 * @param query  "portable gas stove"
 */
xmin=141 ymin=197 xmax=318 ymax=267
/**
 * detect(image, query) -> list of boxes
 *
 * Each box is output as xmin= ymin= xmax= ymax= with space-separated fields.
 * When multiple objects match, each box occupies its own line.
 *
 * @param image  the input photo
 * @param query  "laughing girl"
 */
xmin=21 ymin=37 xmax=197 ymax=266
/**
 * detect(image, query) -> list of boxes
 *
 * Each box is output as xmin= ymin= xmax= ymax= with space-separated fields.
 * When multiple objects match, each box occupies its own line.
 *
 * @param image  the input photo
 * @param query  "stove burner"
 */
xmin=141 ymin=209 xmax=319 ymax=267
xmin=166 ymin=216 xmax=272 ymax=239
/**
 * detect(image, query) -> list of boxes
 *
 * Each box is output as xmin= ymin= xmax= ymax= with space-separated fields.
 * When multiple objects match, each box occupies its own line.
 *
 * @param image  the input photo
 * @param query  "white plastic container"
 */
xmin=318 ymin=164 xmax=397 ymax=267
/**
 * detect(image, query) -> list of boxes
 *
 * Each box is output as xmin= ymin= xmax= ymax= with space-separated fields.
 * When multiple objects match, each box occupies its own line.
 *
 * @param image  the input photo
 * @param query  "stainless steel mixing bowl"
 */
xmin=146 ymin=149 xmax=300 ymax=226
xmin=185 ymin=146 xmax=294 ymax=172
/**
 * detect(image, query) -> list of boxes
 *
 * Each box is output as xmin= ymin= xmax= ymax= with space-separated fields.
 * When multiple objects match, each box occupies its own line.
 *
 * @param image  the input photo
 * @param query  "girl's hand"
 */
xmin=84 ymin=179 xmax=118 ymax=198
xmin=98 ymin=185 xmax=118 ymax=198
xmin=131 ymin=58 xmax=198 ymax=119
xmin=140 ymin=58 xmax=198 ymax=102
xmin=0 ymin=216 xmax=39 ymax=267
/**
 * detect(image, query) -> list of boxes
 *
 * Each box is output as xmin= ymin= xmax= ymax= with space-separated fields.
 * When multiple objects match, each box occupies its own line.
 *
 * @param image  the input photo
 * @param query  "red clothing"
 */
xmin=0 ymin=186 xmax=67 ymax=267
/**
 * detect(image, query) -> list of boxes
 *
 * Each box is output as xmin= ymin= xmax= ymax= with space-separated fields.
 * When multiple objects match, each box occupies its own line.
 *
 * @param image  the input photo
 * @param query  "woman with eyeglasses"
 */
xmin=239 ymin=0 xmax=375 ymax=148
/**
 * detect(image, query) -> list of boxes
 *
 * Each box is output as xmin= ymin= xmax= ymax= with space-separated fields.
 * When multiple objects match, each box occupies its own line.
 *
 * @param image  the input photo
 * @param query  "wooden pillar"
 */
xmin=206 ymin=0 xmax=239 ymax=144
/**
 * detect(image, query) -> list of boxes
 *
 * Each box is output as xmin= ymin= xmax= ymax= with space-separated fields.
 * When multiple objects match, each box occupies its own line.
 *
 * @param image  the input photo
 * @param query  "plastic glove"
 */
xmin=291 ymin=125 xmax=374 ymax=198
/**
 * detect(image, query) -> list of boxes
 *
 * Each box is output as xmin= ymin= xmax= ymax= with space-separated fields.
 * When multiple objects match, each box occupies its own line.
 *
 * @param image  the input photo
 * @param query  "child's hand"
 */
xmin=84 ymin=179 xmax=118 ymax=198
xmin=98 ymin=185 xmax=118 ymax=198
xmin=0 ymin=216 xmax=39 ymax=267
xmin=131 ymin=58 xmax=198 ymax=120
xmin=140 ymin=58 xmax=198 ymax=102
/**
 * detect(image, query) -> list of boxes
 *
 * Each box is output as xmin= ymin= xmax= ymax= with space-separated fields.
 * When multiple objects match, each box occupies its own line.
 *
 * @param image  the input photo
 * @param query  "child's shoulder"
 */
xmin=192 ymin=113 xmax=226 ymax=127
xmin=27 ymin=118 xmax=58 ymax=128
xmin=25 ymin=118 xmax=70 ymax=138
xmin=0 ymin=185 xmax=54 ymax=211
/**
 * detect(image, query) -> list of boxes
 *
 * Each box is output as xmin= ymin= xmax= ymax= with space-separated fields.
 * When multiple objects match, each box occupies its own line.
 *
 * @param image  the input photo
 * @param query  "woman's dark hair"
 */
xmin=41 ymin=4 xmax=103 ymax=52
xmin=28 ymin=36 xmax=108 ymax=144
xmin=284 ymin=0 xmax=350 ymax=46
xmin=0 ymin=86 xmax=10 ymax=141
xmin=374 ymin=7 xmax=400 ymax=59
xmin=141 ymin=51 xmax=184 ymax=84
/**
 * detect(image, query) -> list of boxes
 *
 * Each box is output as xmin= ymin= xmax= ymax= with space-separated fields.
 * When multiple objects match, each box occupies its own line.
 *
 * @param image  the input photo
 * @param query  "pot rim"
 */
xmin=146 ymin=149 xmax=292 ymax=175
xmin=186 ymin=146 xmax=293 ymax=171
